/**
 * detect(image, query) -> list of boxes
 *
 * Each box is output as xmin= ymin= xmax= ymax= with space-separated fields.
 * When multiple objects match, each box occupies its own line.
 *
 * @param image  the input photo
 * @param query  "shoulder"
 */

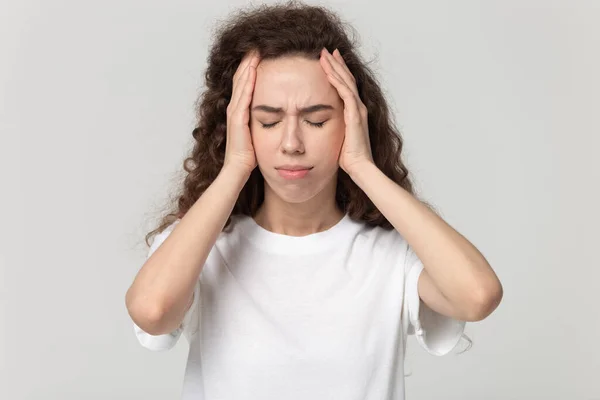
xmin=151 ymin=215 xmax=244 ymax=247
xmin=350 ymin=219 xmax=408 ymax=250
xmin=147 ymin=216 xmax=246 ymax=270
xmin=342 ymin=218 xmax=412 ymax=268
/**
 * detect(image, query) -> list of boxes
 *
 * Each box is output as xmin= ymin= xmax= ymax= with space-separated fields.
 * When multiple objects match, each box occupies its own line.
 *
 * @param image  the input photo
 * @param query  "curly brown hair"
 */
xmin=145 ymin=0 xmax=434 ymax=247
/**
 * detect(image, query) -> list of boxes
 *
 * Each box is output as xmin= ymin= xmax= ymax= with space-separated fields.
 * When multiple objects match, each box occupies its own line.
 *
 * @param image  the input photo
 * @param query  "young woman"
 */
xmin=125 ymin=2 xmax=503 ymax=399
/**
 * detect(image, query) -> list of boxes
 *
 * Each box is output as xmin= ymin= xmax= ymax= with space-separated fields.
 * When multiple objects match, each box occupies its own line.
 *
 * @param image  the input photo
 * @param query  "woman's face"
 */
xmin=250 ymin=55 xmax=346 ymax=204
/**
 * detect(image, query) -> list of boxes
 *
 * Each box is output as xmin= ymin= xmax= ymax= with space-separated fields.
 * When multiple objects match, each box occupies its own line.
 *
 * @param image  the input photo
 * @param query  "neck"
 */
xmin=254 ymin=178 xmax=344 ymax=237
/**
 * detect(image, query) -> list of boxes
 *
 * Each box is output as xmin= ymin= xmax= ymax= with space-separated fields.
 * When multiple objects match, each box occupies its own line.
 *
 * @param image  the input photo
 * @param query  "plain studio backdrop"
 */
xmin=1 ymin=0 xmax=598 ymax=398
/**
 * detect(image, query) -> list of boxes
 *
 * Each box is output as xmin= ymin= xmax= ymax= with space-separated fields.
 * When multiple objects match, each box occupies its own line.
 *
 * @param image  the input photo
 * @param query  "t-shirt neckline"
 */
xmin=235 ymin=213 xmax=356 ymax=255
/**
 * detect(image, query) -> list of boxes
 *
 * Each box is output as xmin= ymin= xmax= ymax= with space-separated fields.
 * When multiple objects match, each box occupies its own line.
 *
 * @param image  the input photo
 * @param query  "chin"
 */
xmin=261 ymin=168 xmax=337 ymax=205
xmin=264 ymin=179 xmax=321 ymax=204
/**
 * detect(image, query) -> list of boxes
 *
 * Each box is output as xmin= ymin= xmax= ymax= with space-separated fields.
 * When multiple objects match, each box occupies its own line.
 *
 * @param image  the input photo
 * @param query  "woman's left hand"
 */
xmin=320 ymin=48 xmax=374 ymax=176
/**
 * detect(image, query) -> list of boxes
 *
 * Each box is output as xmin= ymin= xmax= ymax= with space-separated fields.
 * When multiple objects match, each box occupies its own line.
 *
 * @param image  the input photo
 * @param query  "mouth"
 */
xmin=275 ymin=165 xmax=313 ymax=180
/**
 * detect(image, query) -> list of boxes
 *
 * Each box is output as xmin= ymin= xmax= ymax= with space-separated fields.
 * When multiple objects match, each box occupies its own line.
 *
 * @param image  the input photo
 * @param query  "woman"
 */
xmin=125 ymin=1 xmax=503 ymax=399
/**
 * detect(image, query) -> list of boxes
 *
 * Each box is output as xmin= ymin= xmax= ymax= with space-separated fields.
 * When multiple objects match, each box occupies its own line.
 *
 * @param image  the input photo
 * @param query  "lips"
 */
xmin=276 ymin=165 xmax=313 ymax=180
xmin=275 ymin=165 xmax=313 ymax=171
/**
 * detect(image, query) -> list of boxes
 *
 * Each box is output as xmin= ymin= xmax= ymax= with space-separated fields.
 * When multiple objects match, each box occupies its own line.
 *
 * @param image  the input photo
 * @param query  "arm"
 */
xmin=350 ymin=162 xmax=503 ymax=322
xmin=125 ymin=165 xmax=250 ymax=335
xmin=319 ymin=48 xmax=502 ymax=322
xmin=126 ymin=51 xmax=261 ymax=336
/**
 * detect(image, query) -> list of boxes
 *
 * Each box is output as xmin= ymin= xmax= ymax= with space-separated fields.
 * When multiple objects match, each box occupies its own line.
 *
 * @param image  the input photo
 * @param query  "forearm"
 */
xmin=126 ymin=165 xmax=250 ymax=334
xmin=350 ymin=162 xmax=501 ymax=315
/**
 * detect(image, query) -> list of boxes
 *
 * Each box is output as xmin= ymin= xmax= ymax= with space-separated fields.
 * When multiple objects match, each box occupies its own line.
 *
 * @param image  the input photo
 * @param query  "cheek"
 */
xmin=249 ymin=129 xmax=275 ymax=163
xmin=318 ymin=125 xmax=345 ymax=163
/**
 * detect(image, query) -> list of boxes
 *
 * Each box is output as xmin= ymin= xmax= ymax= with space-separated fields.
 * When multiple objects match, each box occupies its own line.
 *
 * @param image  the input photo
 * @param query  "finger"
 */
xmin=231 ymin=63 xmax=257 ymax=119
xmin=230 ymin=53 xmax=260 ymax=113
xmin=332 ymin=49 xmax=355 ymax=85
xmin=324 ymin=67 xmax=362 ymax=122
xmin=232 ymin=61 xmax=248 ymax=89
xmin=230 ymin=63 xmax=252 ymax=115
xmin=248 ymin=52 xmax=261 ymax=70
xmin=233 ymin=51 xmax=259 ymax=88
xmin=323 ymin=50 xmax=367 ymax=120
xmin=320 ymin=52 xmax=346 ymax=88
xmin=237 ymin=54 xmax=260 ymax=111
xmin=239 ymin=64 xmax=257 ymax=114
xmin=321 ymin=53 xmax=362 ymax=118
xmin=229 ymin=63 xmax=250 ymax=113
xmin=240 ymin=54 xmax=260 ymax=101
xmin=322 ymin=49 xmax=360 ymax=98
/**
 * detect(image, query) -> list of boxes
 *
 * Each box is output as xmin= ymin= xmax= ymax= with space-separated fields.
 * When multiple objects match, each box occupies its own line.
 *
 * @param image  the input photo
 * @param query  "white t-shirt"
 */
xmin=132 ymin=213 xmax=465 ymax=399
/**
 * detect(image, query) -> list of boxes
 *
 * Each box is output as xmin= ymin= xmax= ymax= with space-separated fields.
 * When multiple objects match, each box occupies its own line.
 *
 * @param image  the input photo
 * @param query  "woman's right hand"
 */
xmin=223 ymin=51 xmax=261 ymax=176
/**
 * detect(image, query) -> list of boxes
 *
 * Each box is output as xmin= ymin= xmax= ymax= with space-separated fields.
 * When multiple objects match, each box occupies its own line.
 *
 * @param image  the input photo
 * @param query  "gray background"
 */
xmin=1 ymin=0 xmax=598 ymax=398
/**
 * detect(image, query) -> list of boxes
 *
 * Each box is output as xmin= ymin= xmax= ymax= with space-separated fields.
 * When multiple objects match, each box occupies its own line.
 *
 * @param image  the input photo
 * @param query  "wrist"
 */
xmin=219 ymin=163 xmax=254 ymax=189
xmin=346 ymin=160 xmax=377 ymax=186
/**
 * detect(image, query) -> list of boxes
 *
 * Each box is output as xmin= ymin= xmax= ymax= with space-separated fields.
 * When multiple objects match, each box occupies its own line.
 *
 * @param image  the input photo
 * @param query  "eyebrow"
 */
xmin=251 ymin=104 xmax=335 ymax=114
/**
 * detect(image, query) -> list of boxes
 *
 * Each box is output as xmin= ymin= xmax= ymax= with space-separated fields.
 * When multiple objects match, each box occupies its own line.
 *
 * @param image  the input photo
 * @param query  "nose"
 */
xmin=280 ymin=120 xmax=305 ymax=155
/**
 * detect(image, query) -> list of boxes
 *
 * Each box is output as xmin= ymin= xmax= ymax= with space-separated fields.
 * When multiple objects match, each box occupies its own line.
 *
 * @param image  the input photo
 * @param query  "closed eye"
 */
xmin=260 ymin=120 xmax=327 ymax=129
xmin=307 ymin=120 xmax=326 ymax=128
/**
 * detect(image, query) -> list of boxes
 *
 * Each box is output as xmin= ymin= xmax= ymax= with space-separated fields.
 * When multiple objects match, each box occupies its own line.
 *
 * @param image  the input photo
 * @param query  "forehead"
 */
xmin=252 ymin=55 xmax=339 ymax=108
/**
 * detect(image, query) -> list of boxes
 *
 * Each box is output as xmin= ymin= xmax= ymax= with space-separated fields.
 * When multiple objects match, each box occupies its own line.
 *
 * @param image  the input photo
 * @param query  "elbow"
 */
xmin=125 ymin=289 xmax=168 ymax=335
xmin=463 ymin=279 xmax=504 ymax=322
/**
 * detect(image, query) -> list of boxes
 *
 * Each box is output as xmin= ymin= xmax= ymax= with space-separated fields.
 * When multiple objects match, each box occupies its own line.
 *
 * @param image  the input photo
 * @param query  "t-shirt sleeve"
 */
xmin=402 ymin=243 xmax=465 ymax=356
xmin=132 ymin=219 xmax=201 ymax=351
